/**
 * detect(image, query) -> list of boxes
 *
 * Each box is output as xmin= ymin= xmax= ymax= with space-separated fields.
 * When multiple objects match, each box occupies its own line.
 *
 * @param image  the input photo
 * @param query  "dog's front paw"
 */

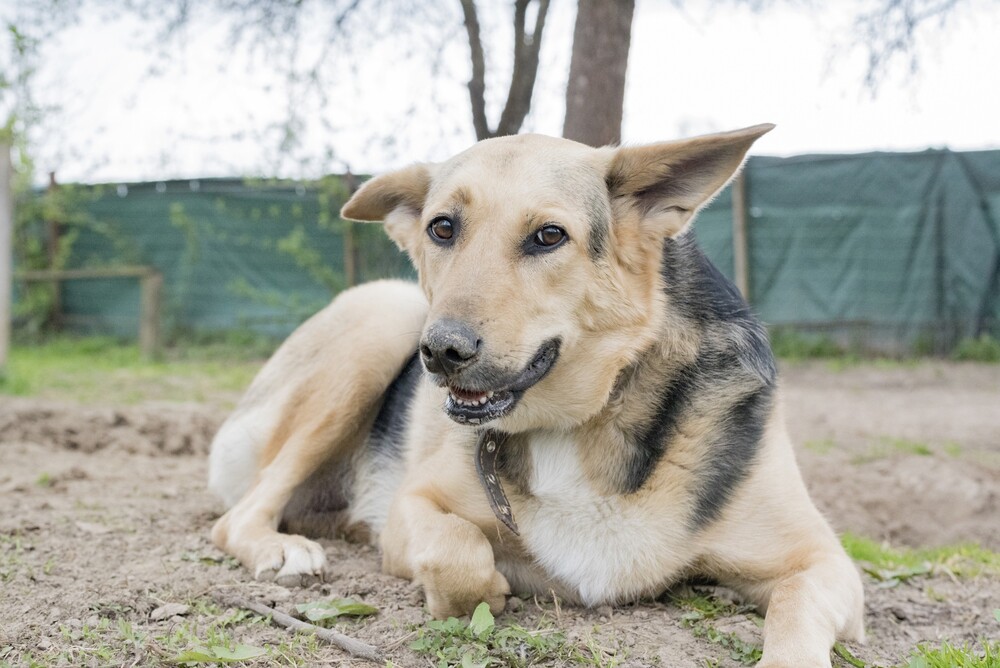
xmin=214 ymin=514 xmax=327 ymax=588
xmin=413 ymin=535 xmax=509 ymax=619
xmin=251 ymin=533 xmax=327 ymax=587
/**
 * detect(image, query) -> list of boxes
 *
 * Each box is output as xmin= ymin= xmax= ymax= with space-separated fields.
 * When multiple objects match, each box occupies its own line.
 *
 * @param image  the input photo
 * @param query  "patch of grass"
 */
xmin=902 ymin=639 xmax=1000 ymax=668
xmin=674 ymin=593 xmax=762 ymax=666
xmin=803 ymin=438 xmax=837 ymax=454
xmin=842 ymin=533 xmax=1000 ymax=585
xmin=0 ymin=336 xmax=264 ymax=405
xmin=952 ymin=334 xmax=1000 ymax=363
xmin=0 ymin=534 xmax=30 ymax=583
xmin=410 ymin=602 xmax=608 ymax=667
xmin=769 ymin=328 xmax=846 ymax=361
xmin=851 ymin=436 xmax=934 ymax=464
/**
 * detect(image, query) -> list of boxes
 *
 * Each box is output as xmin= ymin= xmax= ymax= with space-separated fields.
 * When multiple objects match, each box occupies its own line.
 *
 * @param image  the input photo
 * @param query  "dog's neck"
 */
xmin=567 ymin=234 xmax=777 ymax=497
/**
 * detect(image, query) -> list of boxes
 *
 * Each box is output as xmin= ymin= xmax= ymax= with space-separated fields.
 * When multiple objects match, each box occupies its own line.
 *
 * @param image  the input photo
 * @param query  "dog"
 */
xmin=208 ymin=125 xmax=865 ymax=667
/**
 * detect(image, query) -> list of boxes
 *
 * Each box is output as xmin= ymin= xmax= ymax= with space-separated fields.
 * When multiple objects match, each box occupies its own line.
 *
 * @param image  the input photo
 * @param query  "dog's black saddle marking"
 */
xmin=475 ymin=429 xmax=519 ymax=535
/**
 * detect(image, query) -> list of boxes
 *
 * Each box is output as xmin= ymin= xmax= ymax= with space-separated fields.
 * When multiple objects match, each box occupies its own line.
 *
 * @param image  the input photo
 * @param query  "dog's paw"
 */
xmin=251 ymin=534 xmax=327 ymax=588
xmin=422 ymin=567 xmax=509 ymax=619
xmin=413 ymin=536 xmax=510 ymax=619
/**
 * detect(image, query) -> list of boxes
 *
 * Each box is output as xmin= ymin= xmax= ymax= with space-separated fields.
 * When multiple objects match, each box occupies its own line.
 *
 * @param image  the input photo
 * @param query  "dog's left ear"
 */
xmin=340 ymin=163 xmax=432 ymax=251
xmin=605 ymin=124 xmax=774 ymax=238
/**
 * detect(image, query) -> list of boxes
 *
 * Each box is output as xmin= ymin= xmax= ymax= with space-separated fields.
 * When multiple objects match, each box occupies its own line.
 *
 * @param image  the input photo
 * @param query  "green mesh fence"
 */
xmin=14 ymin=149 xmax=1000 ymax=353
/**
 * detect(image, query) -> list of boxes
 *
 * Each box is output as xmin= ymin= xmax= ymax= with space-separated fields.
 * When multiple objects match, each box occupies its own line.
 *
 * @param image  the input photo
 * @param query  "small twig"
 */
xmin=212 ymin=593 xmax=382 ymax=663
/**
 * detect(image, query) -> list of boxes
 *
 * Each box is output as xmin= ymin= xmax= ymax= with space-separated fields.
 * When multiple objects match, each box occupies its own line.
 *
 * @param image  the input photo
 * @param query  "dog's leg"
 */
xmin=210 ymin=280 xmax=427 ymax=586
xmin=740 ymin=548 xmax=864 ymax=668
xmin=380 ymin=444 xmax=509 ymax=618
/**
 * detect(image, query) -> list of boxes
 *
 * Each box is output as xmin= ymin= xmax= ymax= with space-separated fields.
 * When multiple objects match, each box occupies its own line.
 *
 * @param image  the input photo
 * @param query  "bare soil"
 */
xmin=1 ymin=361 xmax=998 ymax=667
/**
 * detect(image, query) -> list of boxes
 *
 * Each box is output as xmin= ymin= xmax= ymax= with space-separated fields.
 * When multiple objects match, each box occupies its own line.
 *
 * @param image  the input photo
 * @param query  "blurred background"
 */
xmin=2 ymin=3 xmax=1000 ymax=666
xmin=1 ymin=0 xmax=999 ymax=365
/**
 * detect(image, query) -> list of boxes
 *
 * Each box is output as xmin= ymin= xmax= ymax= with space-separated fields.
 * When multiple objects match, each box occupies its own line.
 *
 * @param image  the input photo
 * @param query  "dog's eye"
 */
xmin=428 ymin=217 xmax=455 ymax=243
xmin=533 ymin=225 xmax=567 ymax=249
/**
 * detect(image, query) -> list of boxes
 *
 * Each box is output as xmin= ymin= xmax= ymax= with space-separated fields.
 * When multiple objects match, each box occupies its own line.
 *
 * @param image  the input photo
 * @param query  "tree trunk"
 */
xmin=562 ymin=0 xmax=635 ymax=146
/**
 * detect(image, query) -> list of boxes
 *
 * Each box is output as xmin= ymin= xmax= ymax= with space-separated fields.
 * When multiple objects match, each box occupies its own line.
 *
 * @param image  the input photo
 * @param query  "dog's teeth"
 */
xmin=487 ymin=391 xmax=495 ymax=398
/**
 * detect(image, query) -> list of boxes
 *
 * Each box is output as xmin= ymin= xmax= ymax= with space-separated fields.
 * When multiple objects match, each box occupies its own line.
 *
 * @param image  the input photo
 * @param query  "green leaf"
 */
xmin=468 ymin=602 xmax=495 ymax=638
xmin=994 ymin=608 xmax=1000 ymax=623
xmin=907 ymin=657 xmax=929 ymax=668
xmin=295 ymin=598 xmax=378 ymax=623
xmin=833 ymin=642 xmax=866 ymax=668
xmin=461 ymin=653 xmax=490 ymax=668
xmin=172 ymin=644 xmax=266 ymax=664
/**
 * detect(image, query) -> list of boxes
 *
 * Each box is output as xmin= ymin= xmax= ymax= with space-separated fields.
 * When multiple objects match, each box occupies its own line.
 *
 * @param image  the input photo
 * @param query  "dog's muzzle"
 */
xmin=419 ymin=329 xmax=561 ymax=426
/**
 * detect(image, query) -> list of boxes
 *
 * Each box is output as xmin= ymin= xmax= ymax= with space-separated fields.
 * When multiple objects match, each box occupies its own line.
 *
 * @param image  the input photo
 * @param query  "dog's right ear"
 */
xmin=340 ymin=164 xmax=432 ymax=251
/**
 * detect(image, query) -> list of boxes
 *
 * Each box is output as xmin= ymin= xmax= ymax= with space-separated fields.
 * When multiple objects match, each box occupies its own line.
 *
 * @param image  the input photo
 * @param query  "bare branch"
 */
xmin=212 ymin=593 xmax=382 ymax=663
xmin=852 ymin=0 xmax=965 ymax=91
xmin=495 ymin=0 xmax=550 ymax=137
xmin=459 ymin=0 xmax=490 ymax=140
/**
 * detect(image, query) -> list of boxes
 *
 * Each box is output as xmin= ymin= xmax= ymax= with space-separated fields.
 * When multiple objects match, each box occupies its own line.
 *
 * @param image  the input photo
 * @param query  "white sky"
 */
xmin=9 ymin=0 xmax=1000 ymax=184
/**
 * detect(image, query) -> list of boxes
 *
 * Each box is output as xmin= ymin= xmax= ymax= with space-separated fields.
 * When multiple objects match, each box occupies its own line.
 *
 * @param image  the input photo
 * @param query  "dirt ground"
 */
xmin=1 ymin=361 xmax=998 ymax=667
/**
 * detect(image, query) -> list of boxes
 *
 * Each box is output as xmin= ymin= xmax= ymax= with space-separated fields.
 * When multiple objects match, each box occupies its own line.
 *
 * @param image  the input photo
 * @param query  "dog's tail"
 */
xmin=208 ymin=280 xmax=428 ymax=537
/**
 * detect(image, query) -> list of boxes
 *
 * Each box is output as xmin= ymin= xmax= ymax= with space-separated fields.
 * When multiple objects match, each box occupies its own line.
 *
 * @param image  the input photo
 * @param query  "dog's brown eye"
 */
xmin=428 ymin=217 xmax=455 ymax=242
xmin=534 ymin=225 xmax=566 ymax=248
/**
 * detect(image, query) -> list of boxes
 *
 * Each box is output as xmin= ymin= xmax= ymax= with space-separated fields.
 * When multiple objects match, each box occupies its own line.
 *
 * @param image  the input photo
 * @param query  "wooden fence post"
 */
xmin=0 ymin=141 xmax=13 ymax=373
xmin=731 ymin=170 xmax=751 ymax=301
xmin=139 ymin=269 xmax=163 ymax=360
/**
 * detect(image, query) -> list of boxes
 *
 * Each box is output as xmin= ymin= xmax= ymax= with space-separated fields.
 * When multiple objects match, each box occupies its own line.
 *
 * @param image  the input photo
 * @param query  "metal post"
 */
xmin=0 ymin=141 xmax=13 ymax=372
xmin=731 ymin=170 xmax=751 ymax=301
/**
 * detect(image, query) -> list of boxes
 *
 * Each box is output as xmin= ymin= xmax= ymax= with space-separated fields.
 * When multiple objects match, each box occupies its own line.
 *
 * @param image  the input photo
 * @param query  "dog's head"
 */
xmin=341 ymin=125 xmax=772 ymax=431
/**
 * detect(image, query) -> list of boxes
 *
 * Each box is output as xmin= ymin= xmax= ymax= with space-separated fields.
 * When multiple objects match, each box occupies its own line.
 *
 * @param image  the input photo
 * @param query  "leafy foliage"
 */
xmin=172 ymin=643 xmax=267 ymax=665
xmin=293 ymin=598 xmax=378 ymax=625
xmin=953 ymin=334 xmax=1000 ymax=363
xmin=675 ymin=594 xmax=762 ymax=666
xmin=842 ymin=533 xmax=1000 ymax=586
xmin=410 ymin=602 xmax=579 ymax=668
xmin=902 ymin=639 xmax=1000 ymax=668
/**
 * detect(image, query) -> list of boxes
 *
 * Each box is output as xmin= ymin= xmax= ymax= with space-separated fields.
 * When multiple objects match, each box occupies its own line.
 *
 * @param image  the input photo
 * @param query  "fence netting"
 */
xmin=14 ymin=149 xmax=1000 ymax=353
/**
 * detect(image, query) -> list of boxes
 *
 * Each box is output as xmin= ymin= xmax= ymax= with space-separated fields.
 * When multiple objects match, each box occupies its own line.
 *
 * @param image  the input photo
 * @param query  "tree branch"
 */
xmin=852 ymin=0 xmax=964 ymax=91
xmin=459 ymin=0 xmax=490 ymax=140
xmin=495 ymin=0 xmax=550 ymax=137
xmin=212 ymin=593 xmax=382 ymax=663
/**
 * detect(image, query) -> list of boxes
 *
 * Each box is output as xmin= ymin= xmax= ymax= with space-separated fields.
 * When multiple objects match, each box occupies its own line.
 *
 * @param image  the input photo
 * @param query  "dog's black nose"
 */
xmin=420 ymin=319 xmax=481 ymax=375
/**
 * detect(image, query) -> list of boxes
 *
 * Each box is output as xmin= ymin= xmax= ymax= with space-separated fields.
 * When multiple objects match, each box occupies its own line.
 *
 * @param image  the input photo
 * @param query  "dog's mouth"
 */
xmin=443 ymin=338 xmax=561 ymax=425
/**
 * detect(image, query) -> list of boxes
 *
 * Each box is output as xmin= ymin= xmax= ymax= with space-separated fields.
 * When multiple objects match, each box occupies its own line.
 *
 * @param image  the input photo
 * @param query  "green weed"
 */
xmin=842 ymin=533 xmax=1000 ymax=584
xmin=851 ymin=437 xmax=934 ymax=464
xmin=410 ymin=602 xmax=597 ymax=667
xmin=952 ymin=334 xmax=1000 ymax=363
xmin=675 ymin=594 xmax=762 ymax=666
xmin=768 ymin=328 xmax=845 ymax=361
xmin=902 ymin=639 xmax=1000 ymax=668
xmin=803 ymin=438 xmax=837 ymax=454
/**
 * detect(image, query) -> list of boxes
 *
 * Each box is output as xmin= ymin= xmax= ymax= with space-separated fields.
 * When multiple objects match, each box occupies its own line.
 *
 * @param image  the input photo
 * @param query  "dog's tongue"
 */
xmin=474 ymin=430 xmax=519 ymax=535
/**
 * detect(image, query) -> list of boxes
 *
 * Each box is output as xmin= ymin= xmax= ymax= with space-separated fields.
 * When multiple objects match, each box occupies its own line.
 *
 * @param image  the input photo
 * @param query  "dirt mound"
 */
xmin=0 ymin=398 xmax=225 ymax=456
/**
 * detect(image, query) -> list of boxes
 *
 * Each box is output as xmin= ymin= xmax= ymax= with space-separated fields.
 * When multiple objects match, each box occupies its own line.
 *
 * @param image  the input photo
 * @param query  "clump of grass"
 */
xmin=674 ymin=593 xmax=762 ymax=666
xmin=952 ymin=334 xmax=1000 ymax=363
xmin=768 ymin=328 xmax=846 ymax=361
xmin=902 ymin=639 xmax=1000 ymax=668
xmin=842 ymin=533 xmax=1000 ymax=585
xmin=851 ymin=436 xmax=934 ymax=464
xmin=410 ymin=602 xmax=595 ymax=668
xmin=803 ymin=438 xmax=837 ymax=454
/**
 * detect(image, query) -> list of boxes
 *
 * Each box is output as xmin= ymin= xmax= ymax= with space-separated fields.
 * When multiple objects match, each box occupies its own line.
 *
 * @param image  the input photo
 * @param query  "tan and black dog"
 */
xmin=208 ymin=125 xmax=864 ymax=667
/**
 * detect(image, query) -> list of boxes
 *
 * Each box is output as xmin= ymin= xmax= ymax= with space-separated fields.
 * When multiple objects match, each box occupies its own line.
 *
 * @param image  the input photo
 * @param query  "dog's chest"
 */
xmin=513 ymin=433 xmax=688 ymax=605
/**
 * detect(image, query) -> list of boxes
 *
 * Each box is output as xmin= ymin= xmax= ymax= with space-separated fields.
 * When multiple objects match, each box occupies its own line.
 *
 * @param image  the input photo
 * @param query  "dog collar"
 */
xmin=475 ymin=429 xmax=519 ymax=535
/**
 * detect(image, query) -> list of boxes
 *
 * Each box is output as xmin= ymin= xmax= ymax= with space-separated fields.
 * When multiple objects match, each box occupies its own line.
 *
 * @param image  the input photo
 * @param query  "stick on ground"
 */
xmin=213 ymin=594 xmax=382 ymax=663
